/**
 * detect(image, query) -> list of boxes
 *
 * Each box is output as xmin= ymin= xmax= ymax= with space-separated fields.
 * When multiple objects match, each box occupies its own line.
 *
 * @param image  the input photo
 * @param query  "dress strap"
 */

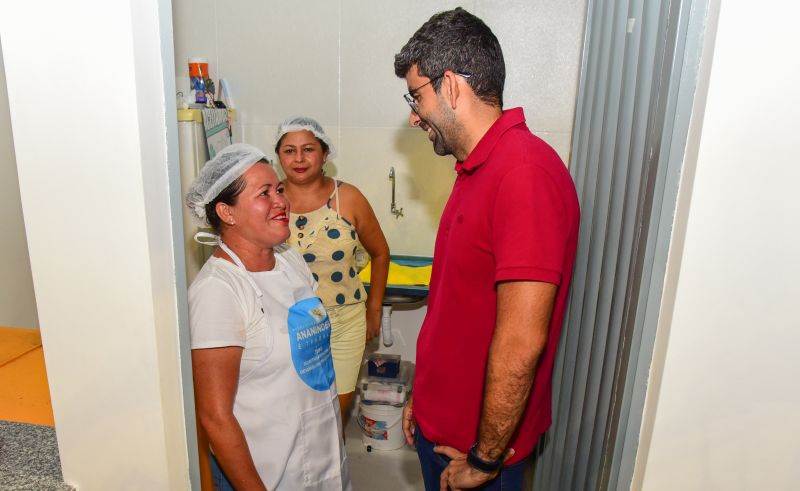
xmin=326 ymin=180 xmax=342 ymax=219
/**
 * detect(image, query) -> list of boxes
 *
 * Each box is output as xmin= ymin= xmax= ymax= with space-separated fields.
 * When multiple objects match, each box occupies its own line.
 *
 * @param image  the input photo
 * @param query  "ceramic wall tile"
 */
xmin=339 ymin=0 xmax=475 ymax=128
xmin=214 ymin=0 xmax=340 ymax=126
xmin=238 ymin=124 xmax=279 ymax=157
xmin=534 ymin=130 xmax=574 ymax=167
xmin=475 ymin=0 xmax=587 ymax=133
xmin=336 ymin=126 xmax=456 ymax=256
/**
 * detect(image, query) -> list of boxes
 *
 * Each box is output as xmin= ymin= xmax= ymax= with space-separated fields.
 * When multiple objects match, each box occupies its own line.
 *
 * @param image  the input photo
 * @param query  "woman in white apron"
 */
xmin=185 ymin=143 xmax=351 ymax=490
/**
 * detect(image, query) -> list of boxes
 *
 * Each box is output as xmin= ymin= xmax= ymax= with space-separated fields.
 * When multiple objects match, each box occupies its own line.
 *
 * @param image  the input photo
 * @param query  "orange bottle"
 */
xmin=188 ymin=57 xmax=209 ymax=104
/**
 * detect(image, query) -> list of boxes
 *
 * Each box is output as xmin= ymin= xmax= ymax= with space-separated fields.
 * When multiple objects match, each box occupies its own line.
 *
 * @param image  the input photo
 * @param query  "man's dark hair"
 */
xmin=394 ymin=7 xmax=505 ymax=107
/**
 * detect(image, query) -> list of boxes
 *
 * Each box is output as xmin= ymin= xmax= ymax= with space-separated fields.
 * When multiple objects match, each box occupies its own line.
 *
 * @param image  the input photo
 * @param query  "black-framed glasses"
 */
xmin=403 ymin=72 xmax=472 ymax=113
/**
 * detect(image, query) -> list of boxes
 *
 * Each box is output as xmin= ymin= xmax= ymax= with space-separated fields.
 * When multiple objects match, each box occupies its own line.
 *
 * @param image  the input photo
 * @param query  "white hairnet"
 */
xmin=275 ymin=116 xmax=336 ymax=159
xmin=185 ymin=143 xmax=267 ymax=223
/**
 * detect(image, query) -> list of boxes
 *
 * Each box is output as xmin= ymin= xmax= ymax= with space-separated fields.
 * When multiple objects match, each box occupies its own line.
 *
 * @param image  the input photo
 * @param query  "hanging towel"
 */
xmin=359 ymin=261 xmax=432 ymax=286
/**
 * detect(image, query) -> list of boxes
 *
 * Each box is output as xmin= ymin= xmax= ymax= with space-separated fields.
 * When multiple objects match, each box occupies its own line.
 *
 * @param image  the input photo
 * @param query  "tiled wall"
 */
xmin=172 ymin=0 xmax=587 ymax=256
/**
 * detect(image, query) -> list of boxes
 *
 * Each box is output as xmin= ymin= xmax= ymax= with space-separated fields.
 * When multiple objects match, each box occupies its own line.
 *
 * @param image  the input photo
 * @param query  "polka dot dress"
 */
xmin=286 ymin=181 xmax=367 ymax=307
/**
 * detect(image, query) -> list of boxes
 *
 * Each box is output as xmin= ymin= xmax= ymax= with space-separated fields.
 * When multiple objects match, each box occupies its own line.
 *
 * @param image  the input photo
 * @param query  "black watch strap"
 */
xmin=467 ymin=443 xmax=504 ymax=474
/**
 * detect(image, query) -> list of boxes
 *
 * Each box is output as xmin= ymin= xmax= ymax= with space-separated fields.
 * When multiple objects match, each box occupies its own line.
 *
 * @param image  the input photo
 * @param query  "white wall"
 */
xmin=634 ymin=1 xmax=800 ymax=489
xmin=1 ymin=0 xmax=193 ymax=489
xmin=0 ymin=40 xmax=38 ymax=329
xmin=172 ymin=0 xmax=586 ymax=256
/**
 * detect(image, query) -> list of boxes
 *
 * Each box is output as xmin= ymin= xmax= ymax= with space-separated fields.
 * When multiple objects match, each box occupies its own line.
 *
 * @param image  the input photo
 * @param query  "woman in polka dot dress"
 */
xmin=275 ymin=117 xmax=390 ymax=425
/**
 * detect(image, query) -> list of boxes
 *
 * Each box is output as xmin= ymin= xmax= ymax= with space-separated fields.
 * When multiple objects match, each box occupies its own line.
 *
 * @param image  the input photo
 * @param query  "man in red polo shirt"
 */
xmin=394 ymin=7 xmax=580 ymax=491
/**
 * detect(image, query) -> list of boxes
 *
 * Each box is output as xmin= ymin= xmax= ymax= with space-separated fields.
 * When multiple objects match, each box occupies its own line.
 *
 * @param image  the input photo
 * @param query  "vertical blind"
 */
xmin=532 ymin=0 xmax=709 ymax=489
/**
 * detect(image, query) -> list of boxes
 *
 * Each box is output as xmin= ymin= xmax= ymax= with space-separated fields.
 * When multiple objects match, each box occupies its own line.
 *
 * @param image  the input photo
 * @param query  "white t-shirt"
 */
xmin=189 ymin=243 xmax=317 ymax=356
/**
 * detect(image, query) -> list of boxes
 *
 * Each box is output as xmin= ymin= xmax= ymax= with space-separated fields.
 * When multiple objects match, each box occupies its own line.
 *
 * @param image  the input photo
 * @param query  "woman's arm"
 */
xmin=341 ymin=183 xmax=390 ymax=342
xmin=193 ymin=347 xmax=268 ymax=491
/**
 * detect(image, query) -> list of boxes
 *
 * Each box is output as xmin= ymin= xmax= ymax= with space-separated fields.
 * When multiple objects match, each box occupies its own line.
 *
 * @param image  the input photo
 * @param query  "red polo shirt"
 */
xmin=413 ymin=108 xmax=580 ymax=464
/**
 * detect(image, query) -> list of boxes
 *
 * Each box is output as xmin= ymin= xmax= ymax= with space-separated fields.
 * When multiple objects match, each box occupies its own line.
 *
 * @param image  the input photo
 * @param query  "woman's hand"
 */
xmin=366 ymin=307 xmax=382 ymax=343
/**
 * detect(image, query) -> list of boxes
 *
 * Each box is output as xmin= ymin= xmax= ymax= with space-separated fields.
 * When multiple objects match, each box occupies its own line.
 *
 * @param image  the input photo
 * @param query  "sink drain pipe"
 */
xmin=381 ymin=305 xmax=393 ymax=347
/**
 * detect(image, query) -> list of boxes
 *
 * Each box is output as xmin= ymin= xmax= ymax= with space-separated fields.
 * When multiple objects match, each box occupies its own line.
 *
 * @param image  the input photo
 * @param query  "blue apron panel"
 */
xmin=287 ymin=297 xmax=335 ymax=391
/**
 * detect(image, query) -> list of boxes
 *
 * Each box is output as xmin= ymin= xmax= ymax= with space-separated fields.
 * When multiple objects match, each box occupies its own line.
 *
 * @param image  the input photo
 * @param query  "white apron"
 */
xmin=218 ymin=240 xmax=351 ymax=491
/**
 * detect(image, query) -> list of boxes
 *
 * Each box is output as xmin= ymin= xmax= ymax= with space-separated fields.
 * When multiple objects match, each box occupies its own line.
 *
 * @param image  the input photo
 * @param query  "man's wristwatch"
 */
xmin=467 ymin=442 xmax=504 ymax=474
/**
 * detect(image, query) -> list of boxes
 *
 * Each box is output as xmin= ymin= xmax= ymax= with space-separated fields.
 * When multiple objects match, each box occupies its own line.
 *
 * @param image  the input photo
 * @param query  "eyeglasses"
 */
xmin=403 ymin=72 xmax=472 ymax=113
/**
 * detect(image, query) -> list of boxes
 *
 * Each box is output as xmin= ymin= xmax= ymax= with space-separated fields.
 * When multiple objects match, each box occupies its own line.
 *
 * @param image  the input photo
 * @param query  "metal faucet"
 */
xmin=389 ymin=167 xmax=404 ymax=219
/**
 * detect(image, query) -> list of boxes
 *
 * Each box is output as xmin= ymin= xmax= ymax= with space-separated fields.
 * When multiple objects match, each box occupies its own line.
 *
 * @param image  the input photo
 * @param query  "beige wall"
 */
xmin=634 ymin=1 xmax=800 ymax=489
xmin=0 ymin=41 xmax=38 ymax=329
xmin=172 ymin=0 xmax=586 ymax=256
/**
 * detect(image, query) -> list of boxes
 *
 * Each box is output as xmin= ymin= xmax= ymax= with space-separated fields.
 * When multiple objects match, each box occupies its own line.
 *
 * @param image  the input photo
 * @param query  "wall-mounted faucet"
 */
xmin=389 ymin=166 xmax=404 ymax=219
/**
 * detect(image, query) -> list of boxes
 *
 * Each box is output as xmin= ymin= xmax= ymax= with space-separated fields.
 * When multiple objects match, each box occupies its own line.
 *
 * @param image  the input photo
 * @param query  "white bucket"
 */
xmin=357 ymin=402 xmax=405 ymax=450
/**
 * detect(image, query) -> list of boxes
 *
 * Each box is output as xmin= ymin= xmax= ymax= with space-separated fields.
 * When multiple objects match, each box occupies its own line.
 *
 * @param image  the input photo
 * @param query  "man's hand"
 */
xmin=434 ymin=445 xmax=515 ymax=491
xmin=402 ymin=395 xmax=415 ymax=445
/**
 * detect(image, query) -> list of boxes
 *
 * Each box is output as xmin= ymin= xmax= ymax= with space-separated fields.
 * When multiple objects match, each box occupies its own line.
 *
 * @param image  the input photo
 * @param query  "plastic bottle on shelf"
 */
xmin=188 ymin=57 xmax=208 ymax=105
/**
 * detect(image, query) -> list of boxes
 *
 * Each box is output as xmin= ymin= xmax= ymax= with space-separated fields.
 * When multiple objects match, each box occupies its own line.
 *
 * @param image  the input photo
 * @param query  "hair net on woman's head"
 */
xmin=275 ymin=116 xmax=336 ymax=159
xmin=185 ymin=143 xmax=267 ymax=223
